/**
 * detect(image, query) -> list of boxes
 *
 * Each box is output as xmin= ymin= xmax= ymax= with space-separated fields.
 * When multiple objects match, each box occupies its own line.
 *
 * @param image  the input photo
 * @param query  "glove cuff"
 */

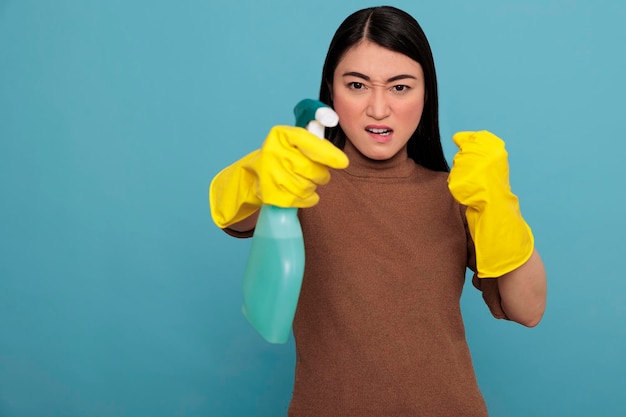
xmin=467 ymin=206 xmax=535 ymax=278
xmin=209 ymin=151 xmax=263 ymax=229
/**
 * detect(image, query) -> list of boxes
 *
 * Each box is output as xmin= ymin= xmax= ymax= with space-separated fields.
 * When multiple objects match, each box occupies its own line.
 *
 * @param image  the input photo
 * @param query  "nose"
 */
xmin=365 ymin=89 xmax=391 ymax=120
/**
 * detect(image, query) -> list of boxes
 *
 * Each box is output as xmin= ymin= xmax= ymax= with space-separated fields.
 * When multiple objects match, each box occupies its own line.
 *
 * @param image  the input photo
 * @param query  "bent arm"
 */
xmin=497 ymin=249 xmax=547 ymax=327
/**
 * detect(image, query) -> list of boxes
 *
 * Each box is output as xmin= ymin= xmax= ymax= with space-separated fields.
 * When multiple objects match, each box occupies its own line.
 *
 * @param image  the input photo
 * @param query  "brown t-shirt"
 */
xmin=288 ymin=141 xmax=500 ymax=417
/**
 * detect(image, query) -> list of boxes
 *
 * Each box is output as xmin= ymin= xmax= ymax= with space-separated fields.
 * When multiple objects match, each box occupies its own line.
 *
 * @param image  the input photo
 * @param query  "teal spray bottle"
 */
xmin=241 ymin=99 xmax=339 ymax=344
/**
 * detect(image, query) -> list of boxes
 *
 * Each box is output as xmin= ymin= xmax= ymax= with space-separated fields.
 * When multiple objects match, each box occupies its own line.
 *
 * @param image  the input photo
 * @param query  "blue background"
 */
xmin=1 ymin=1 xmax=625 ymax=416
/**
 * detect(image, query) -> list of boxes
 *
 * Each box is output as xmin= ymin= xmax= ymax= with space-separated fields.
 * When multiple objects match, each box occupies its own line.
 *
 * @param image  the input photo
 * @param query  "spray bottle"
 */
xmin=241 ymin=99 xmax=339 ymax=344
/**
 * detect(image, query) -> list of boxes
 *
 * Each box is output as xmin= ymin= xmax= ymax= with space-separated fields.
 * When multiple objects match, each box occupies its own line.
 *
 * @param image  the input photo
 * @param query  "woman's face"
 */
xmin=331 ymin=41 xmax=425 ymax=160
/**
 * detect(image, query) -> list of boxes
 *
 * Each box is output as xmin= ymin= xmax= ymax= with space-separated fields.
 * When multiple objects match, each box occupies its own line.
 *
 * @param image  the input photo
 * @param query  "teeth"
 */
xmin=368 ymin=128 xmax=391 ymax=135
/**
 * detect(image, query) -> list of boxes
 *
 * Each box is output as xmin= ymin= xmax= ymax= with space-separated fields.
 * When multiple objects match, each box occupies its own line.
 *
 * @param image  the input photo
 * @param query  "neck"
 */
xmin=342 ymin=140 xmax=415 ymax=178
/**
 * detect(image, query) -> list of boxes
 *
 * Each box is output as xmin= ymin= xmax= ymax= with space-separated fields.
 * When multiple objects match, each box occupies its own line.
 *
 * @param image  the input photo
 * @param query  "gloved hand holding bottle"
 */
xmin=210 ymin=125 xmax=349 ymax=230
xmin=210 ymin=109 xmax=349 ymax=344
xmin=447 ymin=130 xmax=534 ymax=278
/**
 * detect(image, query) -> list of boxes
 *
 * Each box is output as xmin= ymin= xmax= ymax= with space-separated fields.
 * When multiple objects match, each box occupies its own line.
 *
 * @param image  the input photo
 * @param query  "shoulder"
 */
xmin=411 ymin=164 xmax=454 ymax=195
xmin=413 ymin=164 xmax=468 ymax=220
xmin=414 ymin=163 xmax=449 ymax=181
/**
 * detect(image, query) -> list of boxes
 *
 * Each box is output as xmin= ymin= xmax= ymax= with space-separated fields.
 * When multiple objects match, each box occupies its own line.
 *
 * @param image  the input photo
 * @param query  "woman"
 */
xmin=210 ymin=6 xmax=547 ymax=416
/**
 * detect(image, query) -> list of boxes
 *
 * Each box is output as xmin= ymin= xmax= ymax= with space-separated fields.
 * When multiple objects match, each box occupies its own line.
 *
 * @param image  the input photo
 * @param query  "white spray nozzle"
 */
xmin=307 ymin=107 xmax=339 ymax=139
xmin=294 ymin=98 xmax=339 ymax=139
xmin=314 ymin=107 xmax=339 ymax=128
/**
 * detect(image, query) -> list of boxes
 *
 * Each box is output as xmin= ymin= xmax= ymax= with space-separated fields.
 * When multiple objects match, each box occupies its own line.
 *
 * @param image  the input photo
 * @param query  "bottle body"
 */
xmin=242 ymin=204 xmax=305 ymax=344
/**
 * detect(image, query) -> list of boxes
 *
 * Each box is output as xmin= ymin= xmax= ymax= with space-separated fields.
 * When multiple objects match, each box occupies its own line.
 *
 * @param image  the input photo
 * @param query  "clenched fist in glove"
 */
xmin=448 ymin=131 xmax=534 ymax=278
xmin=209 ymin=125 xmax=349 ymax=229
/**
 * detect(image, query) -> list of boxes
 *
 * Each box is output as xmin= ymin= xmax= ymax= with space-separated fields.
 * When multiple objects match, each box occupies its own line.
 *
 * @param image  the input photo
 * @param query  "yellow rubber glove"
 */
xmin=209 ymin=125 xmax=349 ymax=229
xmin=448 ymin=131 xmax=534 ymax=278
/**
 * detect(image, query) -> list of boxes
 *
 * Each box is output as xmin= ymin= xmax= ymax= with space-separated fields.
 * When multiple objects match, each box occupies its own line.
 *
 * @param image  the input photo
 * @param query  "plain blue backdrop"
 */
xmin=1 ymin=1 xmax=625 ymax=416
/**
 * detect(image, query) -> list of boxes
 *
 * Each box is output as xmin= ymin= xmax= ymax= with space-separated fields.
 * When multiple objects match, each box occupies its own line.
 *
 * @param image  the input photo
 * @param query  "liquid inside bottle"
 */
xmin=242 ymin=205 xmax=305 ymax=344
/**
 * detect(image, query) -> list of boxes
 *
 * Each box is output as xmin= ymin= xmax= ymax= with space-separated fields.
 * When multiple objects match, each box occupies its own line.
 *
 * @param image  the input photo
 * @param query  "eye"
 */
xmin=348 ymin=82 xmax=365 ymax=90
xmin=391 ymin=85 xmax=410 ymax=94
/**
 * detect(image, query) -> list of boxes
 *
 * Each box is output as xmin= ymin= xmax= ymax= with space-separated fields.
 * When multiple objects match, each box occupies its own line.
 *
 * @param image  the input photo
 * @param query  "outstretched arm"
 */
xmin=209 ymin=126 xmax=348 ymax=231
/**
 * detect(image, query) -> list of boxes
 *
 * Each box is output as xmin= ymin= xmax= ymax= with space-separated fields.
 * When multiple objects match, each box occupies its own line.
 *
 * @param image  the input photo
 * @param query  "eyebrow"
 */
xmin=342 ymin=71 xmax=417 ymax=83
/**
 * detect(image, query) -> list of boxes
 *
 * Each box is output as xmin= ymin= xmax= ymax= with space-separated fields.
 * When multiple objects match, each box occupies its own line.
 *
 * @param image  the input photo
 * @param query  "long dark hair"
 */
xmin=319 ymin=6 xmax=449 ymax=172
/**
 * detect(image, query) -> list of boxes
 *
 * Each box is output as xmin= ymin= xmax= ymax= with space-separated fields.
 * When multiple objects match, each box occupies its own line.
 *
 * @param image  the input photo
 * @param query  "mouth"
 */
xmin=365 ymin=126 xmax=393 ymax=143
xmin=366 ymin=127 xmax=393 ymax=136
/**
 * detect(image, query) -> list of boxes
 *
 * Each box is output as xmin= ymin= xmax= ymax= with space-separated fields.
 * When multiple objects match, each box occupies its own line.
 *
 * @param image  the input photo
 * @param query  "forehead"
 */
xmin=335 ymin=40 xmax=423 ymax=79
